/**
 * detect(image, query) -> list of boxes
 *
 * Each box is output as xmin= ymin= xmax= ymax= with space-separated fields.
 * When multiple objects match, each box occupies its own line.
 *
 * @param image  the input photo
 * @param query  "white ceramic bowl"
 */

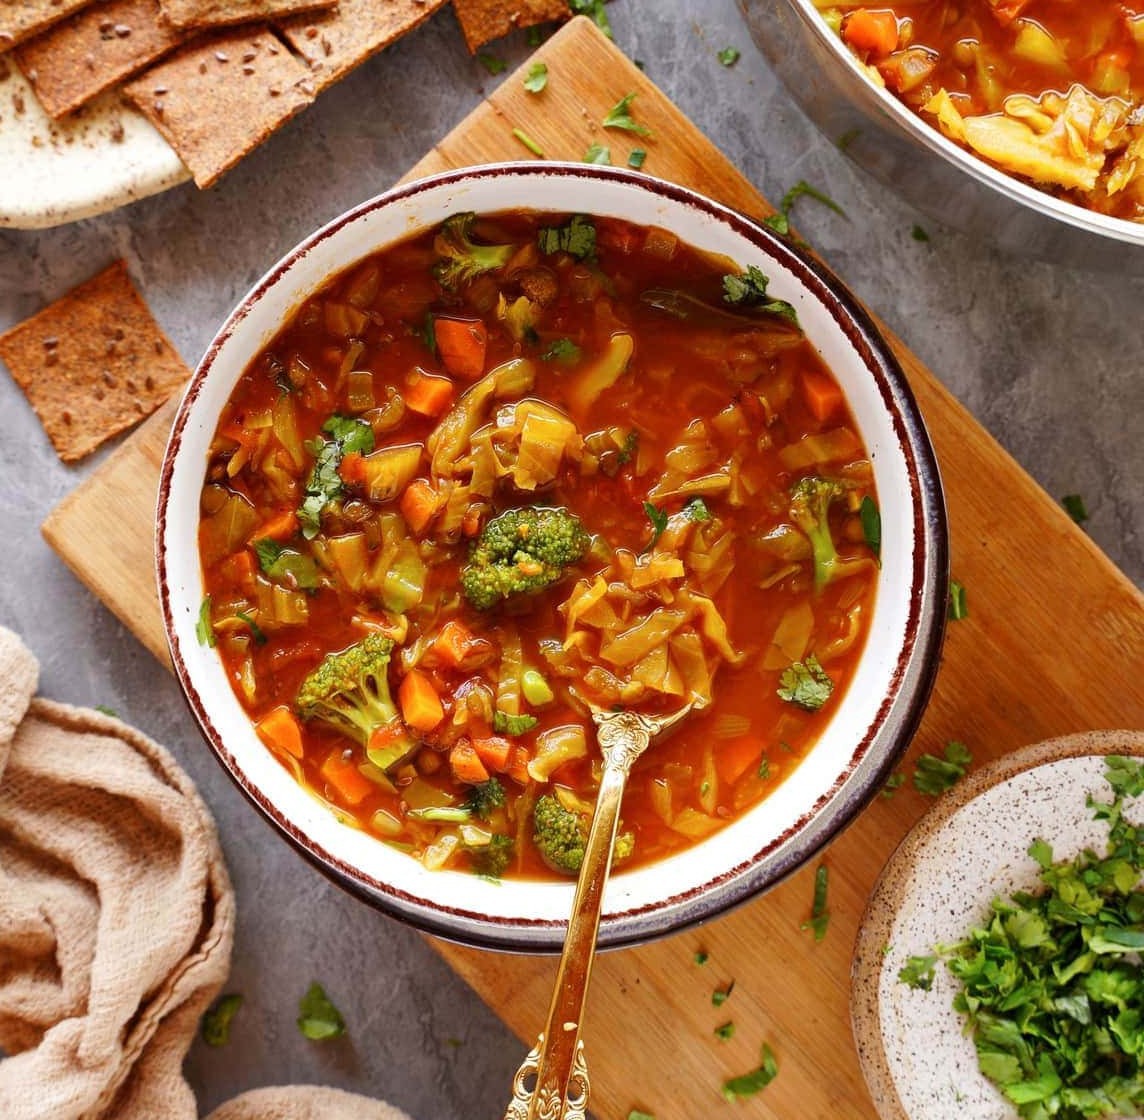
xmin=157 ymin=163 xmax=948 ymax=951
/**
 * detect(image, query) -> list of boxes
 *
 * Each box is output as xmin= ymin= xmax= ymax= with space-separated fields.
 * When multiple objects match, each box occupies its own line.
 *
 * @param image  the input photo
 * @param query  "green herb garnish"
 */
xmin=881 ymin=772 xmax=905 ymax=798
xmin=584 ymin=143 xmax=612 ymax=165
xmin=297 ymin=415 xmax=374 ymax=538
xmin=569 ymin=0 xmax=612 ymax=37
xmin=763 ymin=180 xmax=846 ymax=237
xmin=860 ymin=495 xmax=881 ymax=561
xmin=777 ymin=655 xmax=833 ymax=711
xmin=694 ymin=950 xmax=709 ymax=966
xmin=627 ymin=1112 xmax=655 ymax=1120
xmin=721 ymin=1043 xmax=778 ymax=1101
xmin=94 ymin=704 xmax=119 ymax=718
xmin=477 ymin=53 xmax=507 ymax=75
xmin=538 ymin=214 xmax=596 ymax=259
xmin=542 ymin=338 xmax=581 ymax=363
xmin=911 ymin=224 xmax=930 ymax=242
xmin=195 ymin=595 xmax=215 ymax=648
xmin=641 ymin=501 xmax=668 ymax=554
xmin=801 ymin=864 xmax=830 ymax=941
xmin=758 ymin=759 xmax=771 ymax=780
xmin=235 ymin=610 xmax=267 ymax=645
xmin=627 ymin=148 xmax=647 ymax=169
xmin=898 ymin=954 xmax=938 ymax=991
xmin=512 ymin=128 xmax=544 ymax=157
xmin=712 ymin=980 xmax=735 ymax=1007
xmin=715 ymin=1021 xmax=736 ymax=1041
xmin=418 ymin=310 xmax=437 ymax=357
xmin=717 ymin=47 xmax=740 ymax=66
xmin=603 ymin=92 xmax=651 ymax=136
xmin=1062 ymin=494 xmax=1089 ymax=525
xmin=201 ymin=992 xmax=243 ymax=1047
xmin=683 ymin=497 xmax=711 ymax=522
xmin=494 ymin=710 xmax=539 ymax=736
xmin=912 ymin=741 xmax=972 ymax=796
xmin=297 ymin=982 xmax=346 ymax=1041
xmin=254 ymin=538 xmax=321 ymax=591
xmin=948 ymin=580 xmax=968 ymax=621
xmin=523 ymin=62 xmax=548 ymax=92
xmin=722 ymin=265 xmax=799 ymax=326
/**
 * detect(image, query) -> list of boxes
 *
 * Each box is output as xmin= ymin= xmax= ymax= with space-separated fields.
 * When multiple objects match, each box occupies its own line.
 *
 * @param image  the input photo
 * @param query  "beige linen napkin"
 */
xmin=0 ymin=628 xmax=410 ymax=1120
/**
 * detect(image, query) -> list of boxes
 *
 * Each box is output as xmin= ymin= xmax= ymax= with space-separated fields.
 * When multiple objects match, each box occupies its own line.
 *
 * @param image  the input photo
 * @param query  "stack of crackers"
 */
xmin=3 ymin=0 xmax=572 ymax=189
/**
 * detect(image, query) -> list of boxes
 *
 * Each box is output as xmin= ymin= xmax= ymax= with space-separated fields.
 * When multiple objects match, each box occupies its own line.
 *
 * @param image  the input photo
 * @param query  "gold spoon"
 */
xmin=503 ymin=700 xmax=701 ymax=1120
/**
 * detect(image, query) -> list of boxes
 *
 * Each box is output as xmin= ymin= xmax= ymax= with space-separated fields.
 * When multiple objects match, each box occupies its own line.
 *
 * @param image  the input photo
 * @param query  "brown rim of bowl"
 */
xmin=851 ymin=729 xmax=1144 ymax=1120
xmin=157 ymin=162 xmax=950 ymax=954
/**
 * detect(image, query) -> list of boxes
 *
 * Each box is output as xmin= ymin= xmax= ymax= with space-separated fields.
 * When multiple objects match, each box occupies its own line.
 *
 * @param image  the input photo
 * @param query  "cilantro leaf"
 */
xmin=722 ymin=265 xmax=799 ymax=326
xmin=1062 ymin=494 xmax=1089 ymax=525
xmin=297 ymin=982 xmax=346 ymax=1041
xmin=94 ymin=704 xmax=119 ymax=718
xmin=641 ymin=501 xmax=668 ymax=554
xmin=912 ymin=741 xmax=972 ymax=796
xmin=583 ymin=143 xmax=612 ymax=165
xmin=538 ymin=214 xmax=596 ymax=260
xmin=493 ymin=710 xmax=539 ymax=736
xmin=718 ymin=47 xmax=741 ymax=67
xmin=694 ymin=950 xmax=709 ymax=965
xmin=523 ymin=62 xmax=548 ymax=92
xmin=860 ymin=495 xmax=881 ymax=561
xmin=898 ymin=955 xmax=938 ymax=991
xmin=235 ymin=611 xmax=267 ymax=645
xmin=195 ymin=595 xmax=215 ymax=648
xmin=721 ymin=1043 xmax=778 ymax=1101
xmin=1104 ymin=755 xmax=1144 ymax=798
xmin=800 ymin=864 xmax=830 ymax=941
xmin=881 ymin=772 xmax=905 ymax=798
xmin=683 ymin=497 xmax=711 ymax=522
xmin=201 ymin=992 xmax=243 ymax=1047
xmin=569 ymin=0 xmax=612 ymax=37
xmin=627 ymin=149 xmax=647 ymax=169
xmin=477 ymin=53 xmax=506 ymax=75
xmin=712 ymin=980 xmax=735 ymax=1007
xmin=542 ymin=338 xmax=581 ymax=363
xmin=912 ymin=224 xmax=931 ymax=242
xmin=603 ymin=92 xmax=651 ymax=137
xmin=777 ymin=655 xmax=833 ymax=711
xmin=296 ymin=416 xmax=373 ymax=538
xmin=715 ymin=1021 xmax=735 ymax=1041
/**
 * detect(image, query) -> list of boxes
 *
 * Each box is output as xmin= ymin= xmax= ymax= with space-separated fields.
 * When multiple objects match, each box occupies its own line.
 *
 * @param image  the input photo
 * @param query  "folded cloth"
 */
xmin=0 ymin=628 xmax=411 ymax=1120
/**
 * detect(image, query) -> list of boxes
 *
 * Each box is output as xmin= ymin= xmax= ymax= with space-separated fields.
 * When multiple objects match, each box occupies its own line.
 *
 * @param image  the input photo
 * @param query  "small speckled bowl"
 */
xmin=158 ymin=163 xmax=948 ymax=953
xmin=853 ymin=730 xmax=1144 ymax=1120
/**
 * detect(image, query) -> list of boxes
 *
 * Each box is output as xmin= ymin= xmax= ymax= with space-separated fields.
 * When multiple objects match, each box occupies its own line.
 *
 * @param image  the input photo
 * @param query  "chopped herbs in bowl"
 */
xmin=852 ymin=733 xmax=1144 ymax=1120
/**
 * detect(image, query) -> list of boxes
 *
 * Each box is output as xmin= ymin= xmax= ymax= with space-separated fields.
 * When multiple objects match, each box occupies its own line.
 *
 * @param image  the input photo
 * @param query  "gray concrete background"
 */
xmin=0 ymin=2 xmax=1141 ymax=1117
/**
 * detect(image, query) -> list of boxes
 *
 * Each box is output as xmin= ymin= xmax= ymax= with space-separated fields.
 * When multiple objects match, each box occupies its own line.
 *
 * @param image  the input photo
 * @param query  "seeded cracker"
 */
xmin=0 ymin=261 xmax=189 ymax=463
xmin=159 ymin=0 xmax=335 ymax=32
xmin=451 ymin=0 xmax=569 ymax=54
xmin=122 ymin=26 xmax=313 ymax=188
xmin=15 ymin=0 xmax=184 ymax=119
xmin=0 ymin=0 xmax=96 ymax=53
xmin=279 ymin=0 xmax=447 ymax=94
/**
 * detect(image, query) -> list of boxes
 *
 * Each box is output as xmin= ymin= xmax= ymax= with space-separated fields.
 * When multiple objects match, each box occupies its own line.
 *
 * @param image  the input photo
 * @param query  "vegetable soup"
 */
xmin=196 ymin=210 xmax=879 ymax=882
xmin=821 ymin=2 xmax=1144 ymax=221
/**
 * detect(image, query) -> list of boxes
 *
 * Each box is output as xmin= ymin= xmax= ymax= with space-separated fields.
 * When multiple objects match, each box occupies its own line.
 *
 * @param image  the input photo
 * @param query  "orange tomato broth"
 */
xmin=826 ymin=2 xmax=1144 ymax=220
xmin=197 ymin=210 xmax=878 ymax=880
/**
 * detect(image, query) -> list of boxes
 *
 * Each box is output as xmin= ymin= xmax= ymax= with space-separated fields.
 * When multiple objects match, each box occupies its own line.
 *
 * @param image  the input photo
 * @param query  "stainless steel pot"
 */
xmin=741 ymin=0 xmax=1144 ymax=273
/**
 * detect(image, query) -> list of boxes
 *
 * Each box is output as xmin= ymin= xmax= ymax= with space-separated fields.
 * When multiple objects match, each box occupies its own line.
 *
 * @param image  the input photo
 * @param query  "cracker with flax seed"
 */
xmin=279 ymin=0 xmax=446 ymax=94
xmin=0 ymin=0 xmax=96 ymax=54
xmin=451 ymin=0 xmax=568 ymax=53
xmin=159 ymin=0 xmax=335 ymax=32
xmin=122 ymin=26 xmax=313 ymax=188
xmin=0 ymin=260 xmax=189 ymax=463
xmin=15 ymin=0 xmax=185 ymax=119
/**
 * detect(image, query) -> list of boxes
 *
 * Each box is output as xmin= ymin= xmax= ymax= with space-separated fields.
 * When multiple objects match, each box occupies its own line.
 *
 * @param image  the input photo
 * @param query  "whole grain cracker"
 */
xmin=15 ymin=0 xmax=184 ymax=119
xmin=279 ymin=0 xmax=446 ymax=93
xmin=122 ymin=26 xmax=312 ymax=188
xmin=0 ymin=260 xmax=189 ymax=463
xmin=0 ymin=0 xmax=96 ymax=54
xmin=451 ymin=0 xmax=569 ymax=53
xmin=159 ymin=0 xmax=335 ymax=32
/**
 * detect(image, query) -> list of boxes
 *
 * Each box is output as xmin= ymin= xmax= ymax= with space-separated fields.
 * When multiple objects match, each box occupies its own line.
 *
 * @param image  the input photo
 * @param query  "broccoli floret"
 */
xmin=432 ymin=212 xmax=516 ymax=290
xmin=532 ymin=794 xmax=634 ymax=876
xmin=407 ymin=778 xmax=506 ymax=824
xmin=295 ymin=633 xmax=413 ymax=769
xmin=461 ymin=506 xmax=590 ymax=611
xmin=789 ymin=476 xmax=869 ymax=591
xmin=468 ymin=833 xmax=514 ymax=879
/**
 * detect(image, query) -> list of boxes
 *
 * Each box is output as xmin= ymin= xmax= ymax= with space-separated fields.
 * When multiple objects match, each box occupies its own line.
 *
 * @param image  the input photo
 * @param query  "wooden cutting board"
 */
xmin=42 ymin=17 xmax=1144 ymax=1120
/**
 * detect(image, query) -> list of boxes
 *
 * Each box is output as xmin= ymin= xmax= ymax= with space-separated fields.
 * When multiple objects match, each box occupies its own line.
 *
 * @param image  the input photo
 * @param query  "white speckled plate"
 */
xmin=852 ymin=730 xmax=1144 ymax=1120
xmin=0 ymin=60 xmax=189 ymax=230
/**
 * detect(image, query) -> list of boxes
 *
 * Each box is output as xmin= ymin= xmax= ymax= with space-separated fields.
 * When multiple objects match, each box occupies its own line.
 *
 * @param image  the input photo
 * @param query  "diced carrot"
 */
xmin=403 ymin=371 xmax=455 ymax=417
xmin=252 ymin=508 xmax=299 ymax=542
xmin=504 ymin=744 xmax=531 ymax=786
xmin=399 ymin=669 xmax=445 ymax=732
xmin=472 ymin=735 xmax=513 ymax=774
xmin=841 ymin=9 xmax=899 ymax=57
xmin=220 ymin=550 xmax=256 ymax=586
xmin=431 ymin=619 xmax=479 ymax=669
xmin=319 ymin=749 xmax=375 ymax=806
xmin=450 ymin=739 xmax=491 ymax=785
xmin=339 ymin=451 xmax=367 ymax=486
xmin=461 ymin=505 xmax=482 ymax=538
xmin=256 ymin=706 xmax=304 ymax=760
xmin=434 ymin=318 xmax=488 ymax=381
xmin=802 ymin=370 xmax=844 ymax=423
xmin=399 ymin=479 xmax=442 ymax=535
xmin=715 ymin=735 xmax=762 ymax=786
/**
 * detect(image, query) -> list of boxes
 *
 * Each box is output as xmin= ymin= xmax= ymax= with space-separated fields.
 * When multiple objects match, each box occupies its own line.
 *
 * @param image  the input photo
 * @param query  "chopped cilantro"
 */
xmin=541 ymin=338 xmax=581 ymax=363
xmin=912 ymin=741 xmax=972 ymax=796
xmin=836 ymin=127 xmax=861 ymax=150
xmin=583 ymin=143 xmax=612 ymax=165
xmin=94 ymin=704 xmax=118 ymax=718
xmin=297 ymin=415 xmax=374 ymax=538
xmin=254 ymin=538 xmax=320 ymax=591
xmin=195 ymin=595 xmax=215 ymax=648
xmin=911 ymin=224 xmax=931 ymax=242
xmin=721 ymin=1043 xmax=778 ymax=1101
xmin=494 ymin=710 xmax=539 ymax=735
xmin=777 ymin=655 xmax=833 ymax=711
xmin=627 ymin=148 xmax=647 ymax=170
xmin=763 ymin=179 xmax=846 ymax=237
xmin=297 ymin=982 xmax=346 ymax=1041
xmin=627 ymin=1112 xmax=655 ymax=1120
xmin=200 ymin=992 xmax=243 ymax=1047
xmin=418 ymin=310 xmax=437 ymax=357
xmin=881 ymin=772 xmax=905 ymax=798
xmin=526 ymin=26 xmax=544 ymax=47
xmin=641 ymin=501 xmax=668 ymax=554
xmin=235 ymin=611 xmax=267 ymax=645
xmin=616 ymin=429 xmax=639 ymax=465
xmin=758 ymin=759 xmax=771 ymax=780
xmin=860 ymin=495 xmax=881 ymax=561
xmin=694 ymin=950 xmax=709 ymax=966
xmin=1062 ymin=493 xmax=1089 ymax=525
xmin=512 ymin=128 xmax=544 ymax=158
xmin=477 ymin=53 xmax=506 ymax=75
xmin=898 ymin=954 xmax=939 ymax=991
xmin=603 ymin=92 xmax=652 ymax=137
xmin=683 ymin=497 xmax=711 ymax=522
xmin=538 ymin=214 xmax=596 ymax=259
xmin=722 ymin=265 xmax=799 ymax=326
xmin=948 ymin=580 xmax=968 ymax=621
xmin=569 ymin=0 xmax=612 ymax=38
xmin=523 ymin=62 xmax=548 ymax=92
xmin=712 ymin=980 xmax=735 ymax=1007
xmin=717 ymin=47 xmax=741 ymax=67
xmin=801 ymin=864 xmax=830 ymax=941
xmin=715 ymin=1021 xmax=736 ymax=1041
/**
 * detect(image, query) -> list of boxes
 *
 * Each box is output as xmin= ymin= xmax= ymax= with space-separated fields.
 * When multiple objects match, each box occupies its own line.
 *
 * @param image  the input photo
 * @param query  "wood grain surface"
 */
xmin=41 ymin=18 xmax=1144 ymax=1120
